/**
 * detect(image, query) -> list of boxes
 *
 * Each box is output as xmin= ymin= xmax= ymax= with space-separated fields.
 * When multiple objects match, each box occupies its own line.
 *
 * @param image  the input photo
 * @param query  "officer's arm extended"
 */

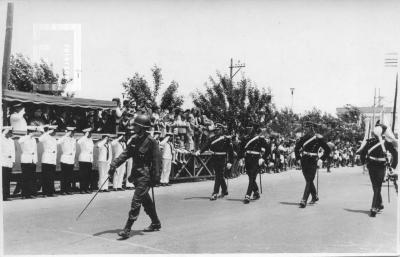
xmin=318 ymin=137 xmax=331 ymax=161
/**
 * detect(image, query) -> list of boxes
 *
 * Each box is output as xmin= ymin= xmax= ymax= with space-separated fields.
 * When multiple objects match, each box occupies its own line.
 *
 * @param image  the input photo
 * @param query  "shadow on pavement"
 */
xmin=279 ymin=201 xmax=300 ymax=206
xmin=183 ymin=196 xmax=210 ymax=200
xmin=225 ymin=198 xmax=245 ymax=202
xmin=343 ymin=208 xmax=370 ymax=215
xmin=93 ymin=229 xmax=144 ymax=237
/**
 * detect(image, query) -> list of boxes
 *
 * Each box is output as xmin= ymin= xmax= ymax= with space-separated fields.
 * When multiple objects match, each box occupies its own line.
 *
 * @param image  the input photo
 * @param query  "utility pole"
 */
xmin=372 ymin=88 xmax=376 ymax=134
xmin=377 ymin=88 xmax=384 ymax=123
xmin=229 ymin=58 xmax=245 ymax=82
xmin=2 ymin=2 xmax=14 ymax=90
xmin=290 ymin=88 xmax=295 ymax=110
xmin=392 ymin=73 xmax=398 ymax=132
xmin=384 ymin=52 xmax=398 ymax=133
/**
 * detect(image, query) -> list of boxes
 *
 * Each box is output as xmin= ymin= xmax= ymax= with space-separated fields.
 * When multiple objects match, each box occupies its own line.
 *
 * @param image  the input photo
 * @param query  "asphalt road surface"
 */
xmin=2 ymin=166 xmax=399 ymax=255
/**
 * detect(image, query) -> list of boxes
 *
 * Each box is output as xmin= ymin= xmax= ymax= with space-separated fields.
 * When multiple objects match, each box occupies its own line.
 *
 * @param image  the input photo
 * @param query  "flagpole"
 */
xmin=392 ymin=73 xmax=398 ymax=132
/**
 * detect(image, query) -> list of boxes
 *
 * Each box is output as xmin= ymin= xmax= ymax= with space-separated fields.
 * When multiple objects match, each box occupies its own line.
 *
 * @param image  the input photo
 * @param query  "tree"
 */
xmin=270 ymin=107 xmax=300 ymax=138
xmin=7 ymin=53 xmax=70 ymax=96
xmin=337 ymin=104 xmax=362 ymax=124
xmin=160 ymin=80 xmax=184 ymax=110
xmin=151 ymin=65 xmax=163 ymax=100
xmin=122 ymin=73 xmax=153 ymax=107
xmin=192 ymin=73 xmax=273 ymax=131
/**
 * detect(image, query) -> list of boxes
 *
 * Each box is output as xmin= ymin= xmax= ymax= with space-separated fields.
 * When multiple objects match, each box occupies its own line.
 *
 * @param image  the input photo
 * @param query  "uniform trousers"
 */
xmin=125 ymin=158 xmax=134 ymax=188
xmin=98 ymin=161 xmax=110 ymax=190
xmin=113 ymin=163 xmax=126 ymax=189
xmin=2 ymin=167 xmax=12 ymax=200
xmin=127 ymin=175 xmax=160 ymax=224
xmin=160 ymin=158 xmax=172 ymax=184
xmin=79 ymin=162 xmax=92 ymax=192
xmin=245 ymin=155 xmax=259 ymax=196
xmin=21 ymin=163 xmax=37 ymax=198
xmin=60 ymin=163 xmax=74 ymax=193
xmin=301 ymin=156 xmax=318 ymax=201
xmin=210 ymin=156 xmax=227 ymax=195
xmin=367 ymin=162 xmax=385 ymax=209
xmin=41 ymin=163 xmax=55 ymax=196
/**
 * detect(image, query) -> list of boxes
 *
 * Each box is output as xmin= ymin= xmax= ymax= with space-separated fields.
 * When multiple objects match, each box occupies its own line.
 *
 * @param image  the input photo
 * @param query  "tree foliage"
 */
xmin=192 ymin=73 xmax=273 ymax=131
xmin=337 ymin=104 xmax=362 ymax=124
xmin=151 ymin=65 xmax=163 ymax=99
xmin=160 ymin=80 xmax=184 ymax=110
xmin=7 ymin=53 xmax=70 ymax=96
xmin=122 ymin=73 xmax=153 ymax=107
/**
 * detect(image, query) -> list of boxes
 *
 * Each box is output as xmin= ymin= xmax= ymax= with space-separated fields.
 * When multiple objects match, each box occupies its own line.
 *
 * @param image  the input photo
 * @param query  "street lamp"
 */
xmin=290 ymin=88 xmax=295 ymax=110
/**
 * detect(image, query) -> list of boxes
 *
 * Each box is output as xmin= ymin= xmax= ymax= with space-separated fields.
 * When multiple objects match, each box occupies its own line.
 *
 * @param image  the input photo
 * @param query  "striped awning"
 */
xmin=2 ymin=89 xmax=117 ymax=110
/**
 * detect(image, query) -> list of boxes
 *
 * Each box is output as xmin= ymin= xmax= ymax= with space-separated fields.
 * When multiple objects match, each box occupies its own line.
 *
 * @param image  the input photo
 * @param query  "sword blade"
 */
xmin=76 ymin=177 xmax=109 ymax=221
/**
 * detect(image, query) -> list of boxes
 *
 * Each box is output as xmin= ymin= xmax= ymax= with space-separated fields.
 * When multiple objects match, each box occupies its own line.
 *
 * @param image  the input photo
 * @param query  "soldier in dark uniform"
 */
xmin=239 ymin=125 xmax=271 ymax=204
xmin=357 ymin=124 xmax=397 ymax=217
xmin=294 ymin=121 xmax=331 ymax=208
xmin=197 ymin=124 xmax=234 ymax=200
xmin=108 ymin=114 xmax=161 ymax=239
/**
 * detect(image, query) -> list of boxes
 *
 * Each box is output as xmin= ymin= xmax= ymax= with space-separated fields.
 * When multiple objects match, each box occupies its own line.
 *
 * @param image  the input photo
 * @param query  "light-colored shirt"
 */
xmin=1 ymin=134 xmax=15 ymax=168
xmin=77 ymin=136 xmax=94 ymax=163
xmin=59 ymin=135 xmax=76 ymax=164
xmin=111 ymin=139 xmax=125 ymax=159
xmin=10 ymin=111 xmax=27 ymax=132
xmin=38 ymin=132 xmax=57 ymax=165
xmin=97 ymin=138 xmax=112 ymax=163
xmin=160 ymin=138 xmax=175 ymax=160
xmin=18 ymin=135 xmax=37 ymax=164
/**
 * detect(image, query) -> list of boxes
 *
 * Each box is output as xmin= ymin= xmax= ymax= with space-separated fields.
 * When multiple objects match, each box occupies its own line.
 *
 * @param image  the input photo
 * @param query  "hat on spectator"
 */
xmin=2 ymin=126 xmax=13 ymax=135
xmin=66 ymin=127 xmax=76 ymax=131
xmin=82 ymin=127 xmax=92 ymax=133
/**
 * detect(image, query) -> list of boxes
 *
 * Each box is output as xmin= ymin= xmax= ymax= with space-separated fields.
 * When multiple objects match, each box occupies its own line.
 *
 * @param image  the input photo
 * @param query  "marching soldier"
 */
xmin=108 ymin=114 xmax=161 ymax=239
xmin=59 ymin=127 xmax=77 ymax=195
xmin=357 ymin=124 xmax=397 ymax=217
xmin=197 ymin=124 xmax=234 ymax=201
xmin=294 ymin=122 xmax=331 ymax=208
xmin=2 ymin=126 xmax=15 ymax=201
xmin=18 ymin=126 xmax=38 ymax=199
xmin=111 ymin=132 xmax=127 ymax=191
xmin=78 ymin=128 xmax=94 ymax=194
xmin=239 ymin=125 xmax=271 ymax=204
xmin=97 ymin=134 xmax=112 ymax=192
xmin=38 ymin=125 xmax=58 ymax=197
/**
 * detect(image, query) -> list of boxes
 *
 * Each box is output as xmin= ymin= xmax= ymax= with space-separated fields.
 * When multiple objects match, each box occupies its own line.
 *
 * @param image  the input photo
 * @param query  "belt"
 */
xmin=368 ymin=156 xmax=386 ymax=162
xmin=246 ymin=150 xmax=261 ymax=155
xmin=212 ymin=152 xmax=227 ymax=156
xmin=303 ymin=151 xmax=318 ymax=156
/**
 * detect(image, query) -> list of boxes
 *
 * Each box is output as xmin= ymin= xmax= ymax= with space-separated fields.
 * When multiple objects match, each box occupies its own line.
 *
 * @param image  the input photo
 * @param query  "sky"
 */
xmin=0 ymin=0 xmax=399 ymax=115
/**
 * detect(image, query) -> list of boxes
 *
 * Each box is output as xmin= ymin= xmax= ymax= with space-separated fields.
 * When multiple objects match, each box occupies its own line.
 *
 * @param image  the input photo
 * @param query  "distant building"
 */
xmin=336 ymin=106 xmax=398 ymax=135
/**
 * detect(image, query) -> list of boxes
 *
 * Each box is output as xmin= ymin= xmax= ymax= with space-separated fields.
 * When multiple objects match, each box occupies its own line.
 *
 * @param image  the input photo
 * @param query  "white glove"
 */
xmin=195 ymin=150 xmax=200 ymax=156
xmin=258 ymin=158 xmax=265 ymax=166
xmin=317 ymin=159 xmax=323 ymax=168
xmin=226 ymin=163 xmax=232 ymax=170
xmin=239 ymin=158 xmax=244 ymax=167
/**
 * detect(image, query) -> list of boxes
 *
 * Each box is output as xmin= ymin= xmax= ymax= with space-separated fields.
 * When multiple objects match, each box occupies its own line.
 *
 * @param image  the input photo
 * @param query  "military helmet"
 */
xmin=133 ymin=114 xmax=151 ymax=128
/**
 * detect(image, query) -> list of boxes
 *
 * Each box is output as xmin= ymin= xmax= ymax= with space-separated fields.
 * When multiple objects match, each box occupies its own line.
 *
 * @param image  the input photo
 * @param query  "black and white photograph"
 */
xmin=0 ymin=0 xmax=399 ymax=255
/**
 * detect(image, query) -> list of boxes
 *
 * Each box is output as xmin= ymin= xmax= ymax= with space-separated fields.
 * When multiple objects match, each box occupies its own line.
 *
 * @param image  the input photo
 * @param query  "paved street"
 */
xmin=2 ymin=166 xmax=399 ymax=254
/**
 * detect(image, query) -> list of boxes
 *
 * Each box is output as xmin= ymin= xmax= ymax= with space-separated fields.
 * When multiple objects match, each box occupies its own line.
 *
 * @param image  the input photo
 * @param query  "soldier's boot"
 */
xmin=143 ymin=223 xmax=161 ymax=232
xmin=309 ymin=196 xmax=319 ymax=204
xmin=118 ymin=219 xmax=134 ymax=239
xmin=299 ymin=200 xmax=306 ymax=208
xmin=252 ymin=192 xmax=260 ymax=200
xmin=377 ymin=205 xmax=384 ymax=212
xmin=370 ymin=208 xmax=377 ymax=217
xmin=243 ymin=195 xmax=251 ymax=204
xmin=219 ymin=191 xmax=229 ymax=198
xmin=209 ymin=193 xmax=218 ymax=201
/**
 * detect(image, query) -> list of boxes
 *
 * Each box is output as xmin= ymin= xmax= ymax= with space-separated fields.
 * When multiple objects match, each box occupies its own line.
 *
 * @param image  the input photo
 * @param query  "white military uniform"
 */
xmin=58 ymin=135 xmax=77 ymax=165
xmin=78 ymin=136 xmax=94 ymax=163
xmin=1 ymin=134 xmax=15 ymax=168
xmin=160 ymin=137 xmax=175 ymax=184
xmin=111 ymin=138 xmax=126 ymax=189
xmin=38 ymin=132 xmax=57 ymax=165
xmin=97 ymin=138 xmax=112 ymax=190
xmin=18 ymin=135 xmax=38 ymax=164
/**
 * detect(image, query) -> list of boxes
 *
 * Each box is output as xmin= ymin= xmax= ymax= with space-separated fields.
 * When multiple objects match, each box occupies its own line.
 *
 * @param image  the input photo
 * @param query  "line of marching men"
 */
xmin=1 ymin=125 xmax=142 ymax=200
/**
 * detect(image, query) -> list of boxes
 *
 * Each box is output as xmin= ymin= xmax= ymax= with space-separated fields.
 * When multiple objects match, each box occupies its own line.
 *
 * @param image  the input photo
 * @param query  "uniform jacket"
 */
xmin=97 ymin=138 xmax=113 ymax=163
xmin=110 ymin=133 xmax=161 ymax=181
xmin=77 ymin=136 xmax=94 ymax=163
xmin=111 ymin=138 xmax=126 ymax=159
xmin=160 ymin=138 xmax=175 ymax=160
xmin=357 ymin=137 xmax=398 ymax=168
xmin=200 ymin=135 xmax=234 ymax=163
xmin=18 ymin=135 xmax=38 ymax=164
xmin=239 ymin=135 xmax=271 ymax=160
xmin=58 ymin=135 xmax=76 ymax=164
xmin=38 ymin=132 xmax=57 ymax=165
xmin=10 ymin=111 xmax=27 ymax=132
xmin=1 ymin=134 xmax=15 ymax=168
xmin=294 ymin=133 xmax=331 ymax=161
